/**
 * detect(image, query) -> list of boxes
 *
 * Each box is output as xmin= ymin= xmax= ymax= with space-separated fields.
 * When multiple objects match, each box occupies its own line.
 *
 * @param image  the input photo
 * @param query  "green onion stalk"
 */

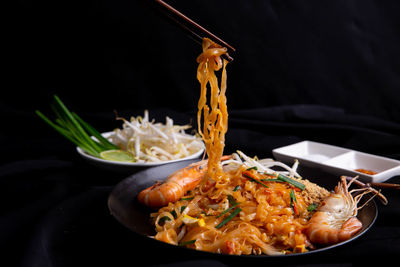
xmin=36 ymin=95 xmax=119 ymax=157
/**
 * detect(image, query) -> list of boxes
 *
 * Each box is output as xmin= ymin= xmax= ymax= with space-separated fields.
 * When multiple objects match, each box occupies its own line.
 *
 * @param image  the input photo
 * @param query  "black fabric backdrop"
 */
xmin=3 ymin=1 xmax=400 ymax=266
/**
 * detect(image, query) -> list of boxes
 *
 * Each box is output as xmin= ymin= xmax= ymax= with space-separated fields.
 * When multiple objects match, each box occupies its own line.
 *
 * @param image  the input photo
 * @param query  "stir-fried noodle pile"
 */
xmin=151 ymin=151 xmax=330 ymax=254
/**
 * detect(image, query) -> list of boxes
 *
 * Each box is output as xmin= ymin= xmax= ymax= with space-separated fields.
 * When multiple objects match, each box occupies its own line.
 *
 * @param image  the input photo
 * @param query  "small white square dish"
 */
xmin=272 ymin=140 xmax=400 ymax=183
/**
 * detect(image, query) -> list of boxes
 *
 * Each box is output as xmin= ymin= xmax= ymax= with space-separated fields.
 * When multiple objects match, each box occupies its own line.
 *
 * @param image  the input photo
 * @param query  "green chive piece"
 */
xmin=170 ymin=210 xmax=177 ymax=219
xmin=180 ymin=206 xmax=187 ymax=213
xmin=72 ymin=112 xmax=118 ymax=150
xmin=246 ymin=166 xmax=258 ymax=171
xmin=178 ymin=239 xmax=196 ymax=246
xmin=307 ymin=203 xmax=319 ymax=212
xmin=53 ymin=95 xmax=104 ymax=152
xmin=278 ymin=174 xmax=305 ymax=190
xmin=216 ymin=203 xmax=240 ymax=218
xmin=36 ymin=95 xmax=119 ymax=159
xmin=215 ymin=207 xmax=242 ymax=229
xmin=36 ymin=110 xmax=100 ymax=157
xmin=233 ymin=185 xmax=241 ymax=192
xmin=158 ymin=216 xmax=171 ymax=224
xmin=243 ymin=173 xmax=269 ymax=188
xmin=227 ymin=195 xmax=237 ymax=205
xmin=290 ymin=189 xmax=299 ymax=215
xmin=290 ymin=189 xmax=297 ymax=203
xmin=181 ymin=197 xmax=194 ymax=201
xmin=260 ymin=178 xmax=283 ymax=182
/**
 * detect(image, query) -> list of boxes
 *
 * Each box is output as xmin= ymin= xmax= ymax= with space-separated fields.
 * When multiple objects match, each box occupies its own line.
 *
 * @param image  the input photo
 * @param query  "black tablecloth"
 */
xmin=2 ymin=106 xmax=400 ymax=267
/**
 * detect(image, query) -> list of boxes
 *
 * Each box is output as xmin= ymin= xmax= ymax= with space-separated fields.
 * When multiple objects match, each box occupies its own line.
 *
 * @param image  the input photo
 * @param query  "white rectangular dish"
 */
xmin=272 ymin=140 xmax=400 ymax=183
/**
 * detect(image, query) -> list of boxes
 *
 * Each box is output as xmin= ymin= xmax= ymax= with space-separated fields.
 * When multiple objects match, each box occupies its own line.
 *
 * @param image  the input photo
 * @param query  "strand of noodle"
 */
xmin=155 ymin=211 xmax=174 ymax=232
xmin=177 ymin=225 xmax=186 ymax=242
xmin=202 ymin=222 xmax=280 ymax=255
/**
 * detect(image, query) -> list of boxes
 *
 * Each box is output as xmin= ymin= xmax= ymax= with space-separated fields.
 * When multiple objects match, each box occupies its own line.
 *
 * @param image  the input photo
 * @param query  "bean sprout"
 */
xmin=110 ymin=110 xmax=204 ymax=163
xmin=222 ymin=150 xmax=302 ymax=178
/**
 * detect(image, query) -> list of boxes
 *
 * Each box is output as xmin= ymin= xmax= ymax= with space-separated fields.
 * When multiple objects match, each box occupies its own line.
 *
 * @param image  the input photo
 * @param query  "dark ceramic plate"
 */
xmin=108 ymin=159 xmax=378 ymax=257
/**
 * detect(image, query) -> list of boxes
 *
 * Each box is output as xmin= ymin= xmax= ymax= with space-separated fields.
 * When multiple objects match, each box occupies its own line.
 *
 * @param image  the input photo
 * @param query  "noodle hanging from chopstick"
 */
xmin=196 ymin=38 xmax=229 ymax=181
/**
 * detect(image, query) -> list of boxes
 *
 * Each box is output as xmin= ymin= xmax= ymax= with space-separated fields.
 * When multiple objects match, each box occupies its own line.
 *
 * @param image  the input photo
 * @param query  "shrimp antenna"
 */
xmin=354 ymin=189 xmax=379 ymax=211
xmin=346 ymin=175 xmax=359 ymax=189
xmin=344 ymin=176 xmax=388 ymax=205
xmin=342 ymin=176 xmax=386 ymax=212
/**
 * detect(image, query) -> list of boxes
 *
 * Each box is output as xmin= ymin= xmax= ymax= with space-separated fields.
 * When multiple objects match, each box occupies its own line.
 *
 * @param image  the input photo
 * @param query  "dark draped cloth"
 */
xmin=4 ymin=0 xmax=400 ymax=266
xmin=1 ymin=107 xmax=400 ymax=267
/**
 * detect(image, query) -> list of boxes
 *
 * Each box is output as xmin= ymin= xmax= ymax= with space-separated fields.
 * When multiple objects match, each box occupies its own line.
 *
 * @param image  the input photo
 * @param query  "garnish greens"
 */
xmin=242 ymin=171 xmax=269 ymax=188
xmin=290 ymin=189 xmax=300 ymax=215
xmin=158 ymin=216 xmax=172 ymax=225
xmin=244 ymin=167 xmax=305 ymax=190
xmin=233 ymin=185 xmax=241 ymax=192
xmin=307 ymin=203 xmax=319 ymax=212
xmin=215 ymin=207 xmax=242 ymax=229
xmin=178 ymin=239 xmax=196 ymax=246
xmin=277 ymin=174 xmax=305 ymax=190
xmin=36 ymin=95 xmax=120 ymax=158
xmin=181 ymin=197 xmax=194 ymax=201
xmin=216 ymin=203 xmax=240 ymax=219
xmin=217 ymin=195 xmax=240 ymax=218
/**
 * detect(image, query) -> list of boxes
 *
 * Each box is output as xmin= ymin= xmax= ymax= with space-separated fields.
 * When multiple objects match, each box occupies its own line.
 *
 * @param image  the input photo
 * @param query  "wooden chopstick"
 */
xmin=345 ymin=176 xmax=400 ymax=191
xmin=366 ymin=182 xmax=400 ymax=190
xmin=154 ymin=0 xmax=235 ymax=61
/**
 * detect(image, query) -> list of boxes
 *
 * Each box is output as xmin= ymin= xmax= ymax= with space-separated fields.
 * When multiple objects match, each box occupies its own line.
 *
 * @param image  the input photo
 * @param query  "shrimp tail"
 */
xmin=306 ymin=215 xmax=362 ymax=244
xmin=338 ymin=217 xmax=362 ymax=241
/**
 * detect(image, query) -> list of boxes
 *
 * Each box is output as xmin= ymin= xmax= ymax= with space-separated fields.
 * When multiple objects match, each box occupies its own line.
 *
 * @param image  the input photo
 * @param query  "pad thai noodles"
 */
xmin=137 ymin=38 xmax=379 ymax=255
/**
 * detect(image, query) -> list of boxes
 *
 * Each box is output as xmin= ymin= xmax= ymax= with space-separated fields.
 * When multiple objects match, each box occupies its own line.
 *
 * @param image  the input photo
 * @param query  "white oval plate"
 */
xmin=77 ymin=132 xmax=205 ymax=171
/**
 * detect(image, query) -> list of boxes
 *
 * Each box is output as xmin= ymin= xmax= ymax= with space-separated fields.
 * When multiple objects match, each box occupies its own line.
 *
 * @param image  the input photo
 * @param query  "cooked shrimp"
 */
xmin=305 ymin=176 xmax=378 ymax=244
xmin=138 ymin=156 xmax=231 ymax=208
